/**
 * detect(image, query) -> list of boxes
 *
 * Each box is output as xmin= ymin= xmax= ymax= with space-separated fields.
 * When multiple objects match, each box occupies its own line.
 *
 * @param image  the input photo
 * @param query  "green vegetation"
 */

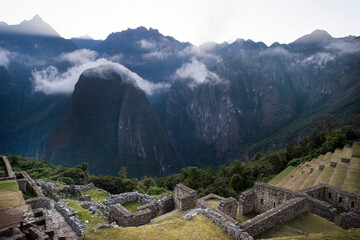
xmin=3 ymin=115 xmax=359 ymax=203
xmin=354 ymin=142 xmax=360 ymax=156
xmin=262 ymin=229 xmax=360 ymax=240
xmin=54 ymin=183 xmax=69 ymax=190
xmin=84 ymin=214 xmax=231 ymax=240
xmin=122 ymin=201 xmax=143 ymax=213
xmin=63 ymin=199 xmax=107 ymax=231
xmin=82 ymin=189 xmax=109 ymax=203
xmin=205 ymin=199 xmax=221 ymax=209
xmin=0 ymin=180 xmax=25 ymax=210
xmin=236 ymin=212 xmax=259 ymax=223
xmin=255 ymin=212 xmax=342 ymax=239
xmin=22 ymin=188 xmax=37 ymax=200
xmin=268 ymin=166 xmax=295 ymax=185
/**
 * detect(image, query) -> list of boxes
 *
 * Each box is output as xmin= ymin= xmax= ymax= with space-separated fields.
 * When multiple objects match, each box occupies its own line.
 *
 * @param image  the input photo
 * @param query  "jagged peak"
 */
xmin=293 ymin=29 xmax=333 ymax=44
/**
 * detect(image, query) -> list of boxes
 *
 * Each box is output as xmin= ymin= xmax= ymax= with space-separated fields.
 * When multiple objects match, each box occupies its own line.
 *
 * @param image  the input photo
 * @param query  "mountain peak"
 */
xmin=293 ymin=29 xmax=333 ymax=44
xmin=0 ymin=15 xmax=60 ymax=37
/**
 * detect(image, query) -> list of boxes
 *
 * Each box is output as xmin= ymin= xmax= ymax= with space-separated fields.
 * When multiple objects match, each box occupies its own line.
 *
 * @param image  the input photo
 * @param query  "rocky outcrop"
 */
xmin=42 ymin=67 xmax=184 ymax=177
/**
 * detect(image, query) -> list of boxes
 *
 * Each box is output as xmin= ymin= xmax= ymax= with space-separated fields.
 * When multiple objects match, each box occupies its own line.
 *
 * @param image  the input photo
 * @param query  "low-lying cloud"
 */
xmin=174 ymin=58 xmax=221 ymax=88
xmin=326 ymin=40 xmax=360 ymax=54
xmin=60 ymin=49 xmax=98 ymax=65
xmin=0 ymin=48 xmax=11 ymax=67
xmin=32 ymin=51 xmax=170 ymax=95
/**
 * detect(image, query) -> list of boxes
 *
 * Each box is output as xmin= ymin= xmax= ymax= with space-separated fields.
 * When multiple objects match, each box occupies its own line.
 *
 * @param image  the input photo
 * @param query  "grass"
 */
xmin=236 ymin=211 xmax=259 ymax=223
xmin=269 ymin=166 xmax=295 ymax=185
xmin=122 ymin=201 xmax=143 ymax=213
xmin=54 ymin=183 xmax=69 ymax=190
xmin=82 ymin=189 xmax=110 ymax=203
xmin=22 ymin=188 xmax=37 ymax=200
xmin=63 ymin=199 xmax=107 ymax=231
xmin=255 ymin=212 xmax=342 ymax=239
xmin=83 ymin=213 xmax=232 ymax=240
xmin=205 ymin=199 xmax=221 ymax=209
xmin=150 ymin=210 xmax=182 ymax=225
xmin=262 ymin=229 xmax=360 ymax=240
xmin=344 ymin=156 xmax=360 ymax=195
xmin=0 ymin=180 xmax=25 ymax=210
xmin=329 ymin=162 xmax=348 ymax=189
xmin=353 ymin=142 xmax=360 ymax=156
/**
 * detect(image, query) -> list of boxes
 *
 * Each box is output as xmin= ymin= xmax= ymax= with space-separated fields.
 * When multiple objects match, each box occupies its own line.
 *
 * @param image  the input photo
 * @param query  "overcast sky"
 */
xmin=1 ymin=0 xmax=359 ymax=46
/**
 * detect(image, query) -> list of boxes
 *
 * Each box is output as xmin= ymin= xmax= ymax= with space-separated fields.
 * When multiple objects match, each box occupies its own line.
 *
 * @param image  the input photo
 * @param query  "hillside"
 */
xmin=276 ymin=143 xmax=360 ymax=194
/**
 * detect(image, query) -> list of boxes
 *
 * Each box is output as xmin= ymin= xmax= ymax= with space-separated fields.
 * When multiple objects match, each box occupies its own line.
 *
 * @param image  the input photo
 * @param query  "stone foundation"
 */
xmin=108 ymin=203 xmax=152 ymax=227
xmin=219 ymin=197 xmax=238 ymax=219
xmin=158 ymin=195 xmax=174 ymax=215
xmin=55 ymin=202 xmax=89 ymax=236
xmin=340 ymin=211 xmax=360 ymax=229
xmin=173 ymin=184 xmax=197 ymax=210
xmin=241 ymin=197 xmax=308 ymax=237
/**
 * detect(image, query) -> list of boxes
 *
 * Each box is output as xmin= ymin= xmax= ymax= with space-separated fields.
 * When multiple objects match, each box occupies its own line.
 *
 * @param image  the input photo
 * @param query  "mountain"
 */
xmin=155 ymin=41 xmax=360 ymax=164
xmin=287 ymin=30 xmax=334 ymax=51
xmin=0 ymin=15 xmax=60 ymax=37
xmin=0 ymin=21 xmax=360 ymax=177
xmin=0 ymin=15 xmax=75 ymax=57
xmin=42 ymin=66 xmax=184 ymax=177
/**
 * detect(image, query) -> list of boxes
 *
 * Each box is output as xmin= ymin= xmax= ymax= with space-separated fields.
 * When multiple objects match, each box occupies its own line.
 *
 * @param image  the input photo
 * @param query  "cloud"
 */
xmin=178 ymin=45 xmax=221 ymax=63
xmin=60 ymin=49 xmax=98 ymax=65
xmin=142 ymin=51 xmax=171 ymax=60
xmin=326 ymin=40 xmax=360 ymax=54
xmin=301 ymin=52 xmax=335 ymax=66
xmin=32 ymin=57 xmax=170 ymax=95
xmin=174 ymin=58 xmax=221 ymax=88
xmin=0 ymin=48 xmax=11 ymax=67
xmin=138 ymin=39 xmax=157 ymax=50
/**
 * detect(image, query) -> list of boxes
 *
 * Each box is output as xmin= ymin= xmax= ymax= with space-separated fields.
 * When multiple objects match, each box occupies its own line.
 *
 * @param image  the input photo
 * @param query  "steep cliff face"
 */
xmin=160 ymin=46 xmax=360 ymax=164
xmin=42 ymin=66 xmax=184 ymax=177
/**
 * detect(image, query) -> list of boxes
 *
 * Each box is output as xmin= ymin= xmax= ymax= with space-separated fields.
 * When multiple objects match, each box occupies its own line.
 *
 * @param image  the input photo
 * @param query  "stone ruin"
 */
xmin=107 ymin=183 xmax=197 ymax=227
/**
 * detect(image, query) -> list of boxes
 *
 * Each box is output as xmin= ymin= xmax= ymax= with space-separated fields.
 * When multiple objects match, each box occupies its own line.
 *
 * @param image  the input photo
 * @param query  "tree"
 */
xmin=118 ymin=167 xmax=127 ymax=179
xmin=312 ymin=115 xmax=342 ymax=133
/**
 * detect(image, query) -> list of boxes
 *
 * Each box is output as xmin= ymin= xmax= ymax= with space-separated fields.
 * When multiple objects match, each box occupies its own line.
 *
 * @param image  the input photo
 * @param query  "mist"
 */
xmin=32 ymin=50 xmax=170 ymax=95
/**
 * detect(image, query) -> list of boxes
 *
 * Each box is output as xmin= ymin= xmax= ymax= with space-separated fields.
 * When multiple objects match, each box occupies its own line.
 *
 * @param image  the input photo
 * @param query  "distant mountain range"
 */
xmin=1 ymin=15 xmax=359 ymax=177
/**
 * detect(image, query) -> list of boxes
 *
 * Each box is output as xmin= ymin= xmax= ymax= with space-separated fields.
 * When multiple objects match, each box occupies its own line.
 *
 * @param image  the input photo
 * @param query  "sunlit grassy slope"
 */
xmin=276 ymin=143 xmax=360 ymax=194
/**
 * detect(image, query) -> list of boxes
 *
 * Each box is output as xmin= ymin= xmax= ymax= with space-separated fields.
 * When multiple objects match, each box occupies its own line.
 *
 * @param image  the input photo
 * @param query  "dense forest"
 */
xmin=4 ymin=114 xmax=360 ymax=199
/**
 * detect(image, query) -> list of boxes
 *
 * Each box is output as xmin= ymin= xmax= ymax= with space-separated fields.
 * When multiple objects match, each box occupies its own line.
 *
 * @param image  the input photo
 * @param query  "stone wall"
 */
xmin=238 ymin=190 xmax=255 ymax=215
xmin=0 ymin=155 xmax=15 ymax=180
xmin=241 ymin=197 xmax=308 ymax=237
xmin=340 ymin=211 xmax=360 ymax=229
xmin=252 ymin=183 xmax=303 ymax=213
xmin=55 ymin=202 xmax=89 ymax=236
xmin=303 ymin=183 xmax=360 ymax=214
xmin=137 ymin=202 xmax=157 ymax=219
xmin=202 ymin=208 xmax=253 ymax=240
xmin=307 ymin=197 xmax=336 ymax=221
xmin=26 ymin=197 xmax=51 ymax=210
xmin=104 ymin=192 xmax=156 ymax=207
xmin=173 ymin=184 xmax=197 ymax=210
xmin=36 ymin=180 xmax=61 ymax=202
xmin=108 ymin=204 xmax=152 ymax=227
xmin=219 ymin=197 xmax=238 ymax=219
xmin=16 ymin=171 xmax=45 ymax=197
xmin=158 ymin=195 xmax=174 ymax=215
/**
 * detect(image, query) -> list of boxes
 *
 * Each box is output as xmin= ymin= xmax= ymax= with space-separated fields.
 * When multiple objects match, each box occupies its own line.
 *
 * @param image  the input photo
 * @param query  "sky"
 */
xmin=1 ymin=0 xmax=360 ymax=46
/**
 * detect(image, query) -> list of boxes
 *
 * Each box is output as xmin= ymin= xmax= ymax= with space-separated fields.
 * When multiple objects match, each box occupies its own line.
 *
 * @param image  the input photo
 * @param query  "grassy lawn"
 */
xmin=353 ymin=142 xmax=360 ymax=156
xmin=83 ymin=213 xmax=231 ymax=240
xmin=82 ymin=189 xmax=110 ymax=203
xmin=122 ymin=201 xmax=143 ymax=213
xmin=63 ymin=199 xmax=107 ymax=232
xmin=329 ymin=162 xmax=348 ymax=190
xmin=269 ymin=166 xmax=295 ymax=186
xmin=0 ymin=180 xmax=25 ymax=210
xmin=236 ymin=211 xmax=259 ymax=223
xmin=262 ymin=229 xmax=360 ymax=240
xmin=205 ymin=199 xmax=221 ymax=209
xmin=344 ymin=156 xmax=360 ymax=195
xmin=255 ymin=212 xmax=342 ymax=239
